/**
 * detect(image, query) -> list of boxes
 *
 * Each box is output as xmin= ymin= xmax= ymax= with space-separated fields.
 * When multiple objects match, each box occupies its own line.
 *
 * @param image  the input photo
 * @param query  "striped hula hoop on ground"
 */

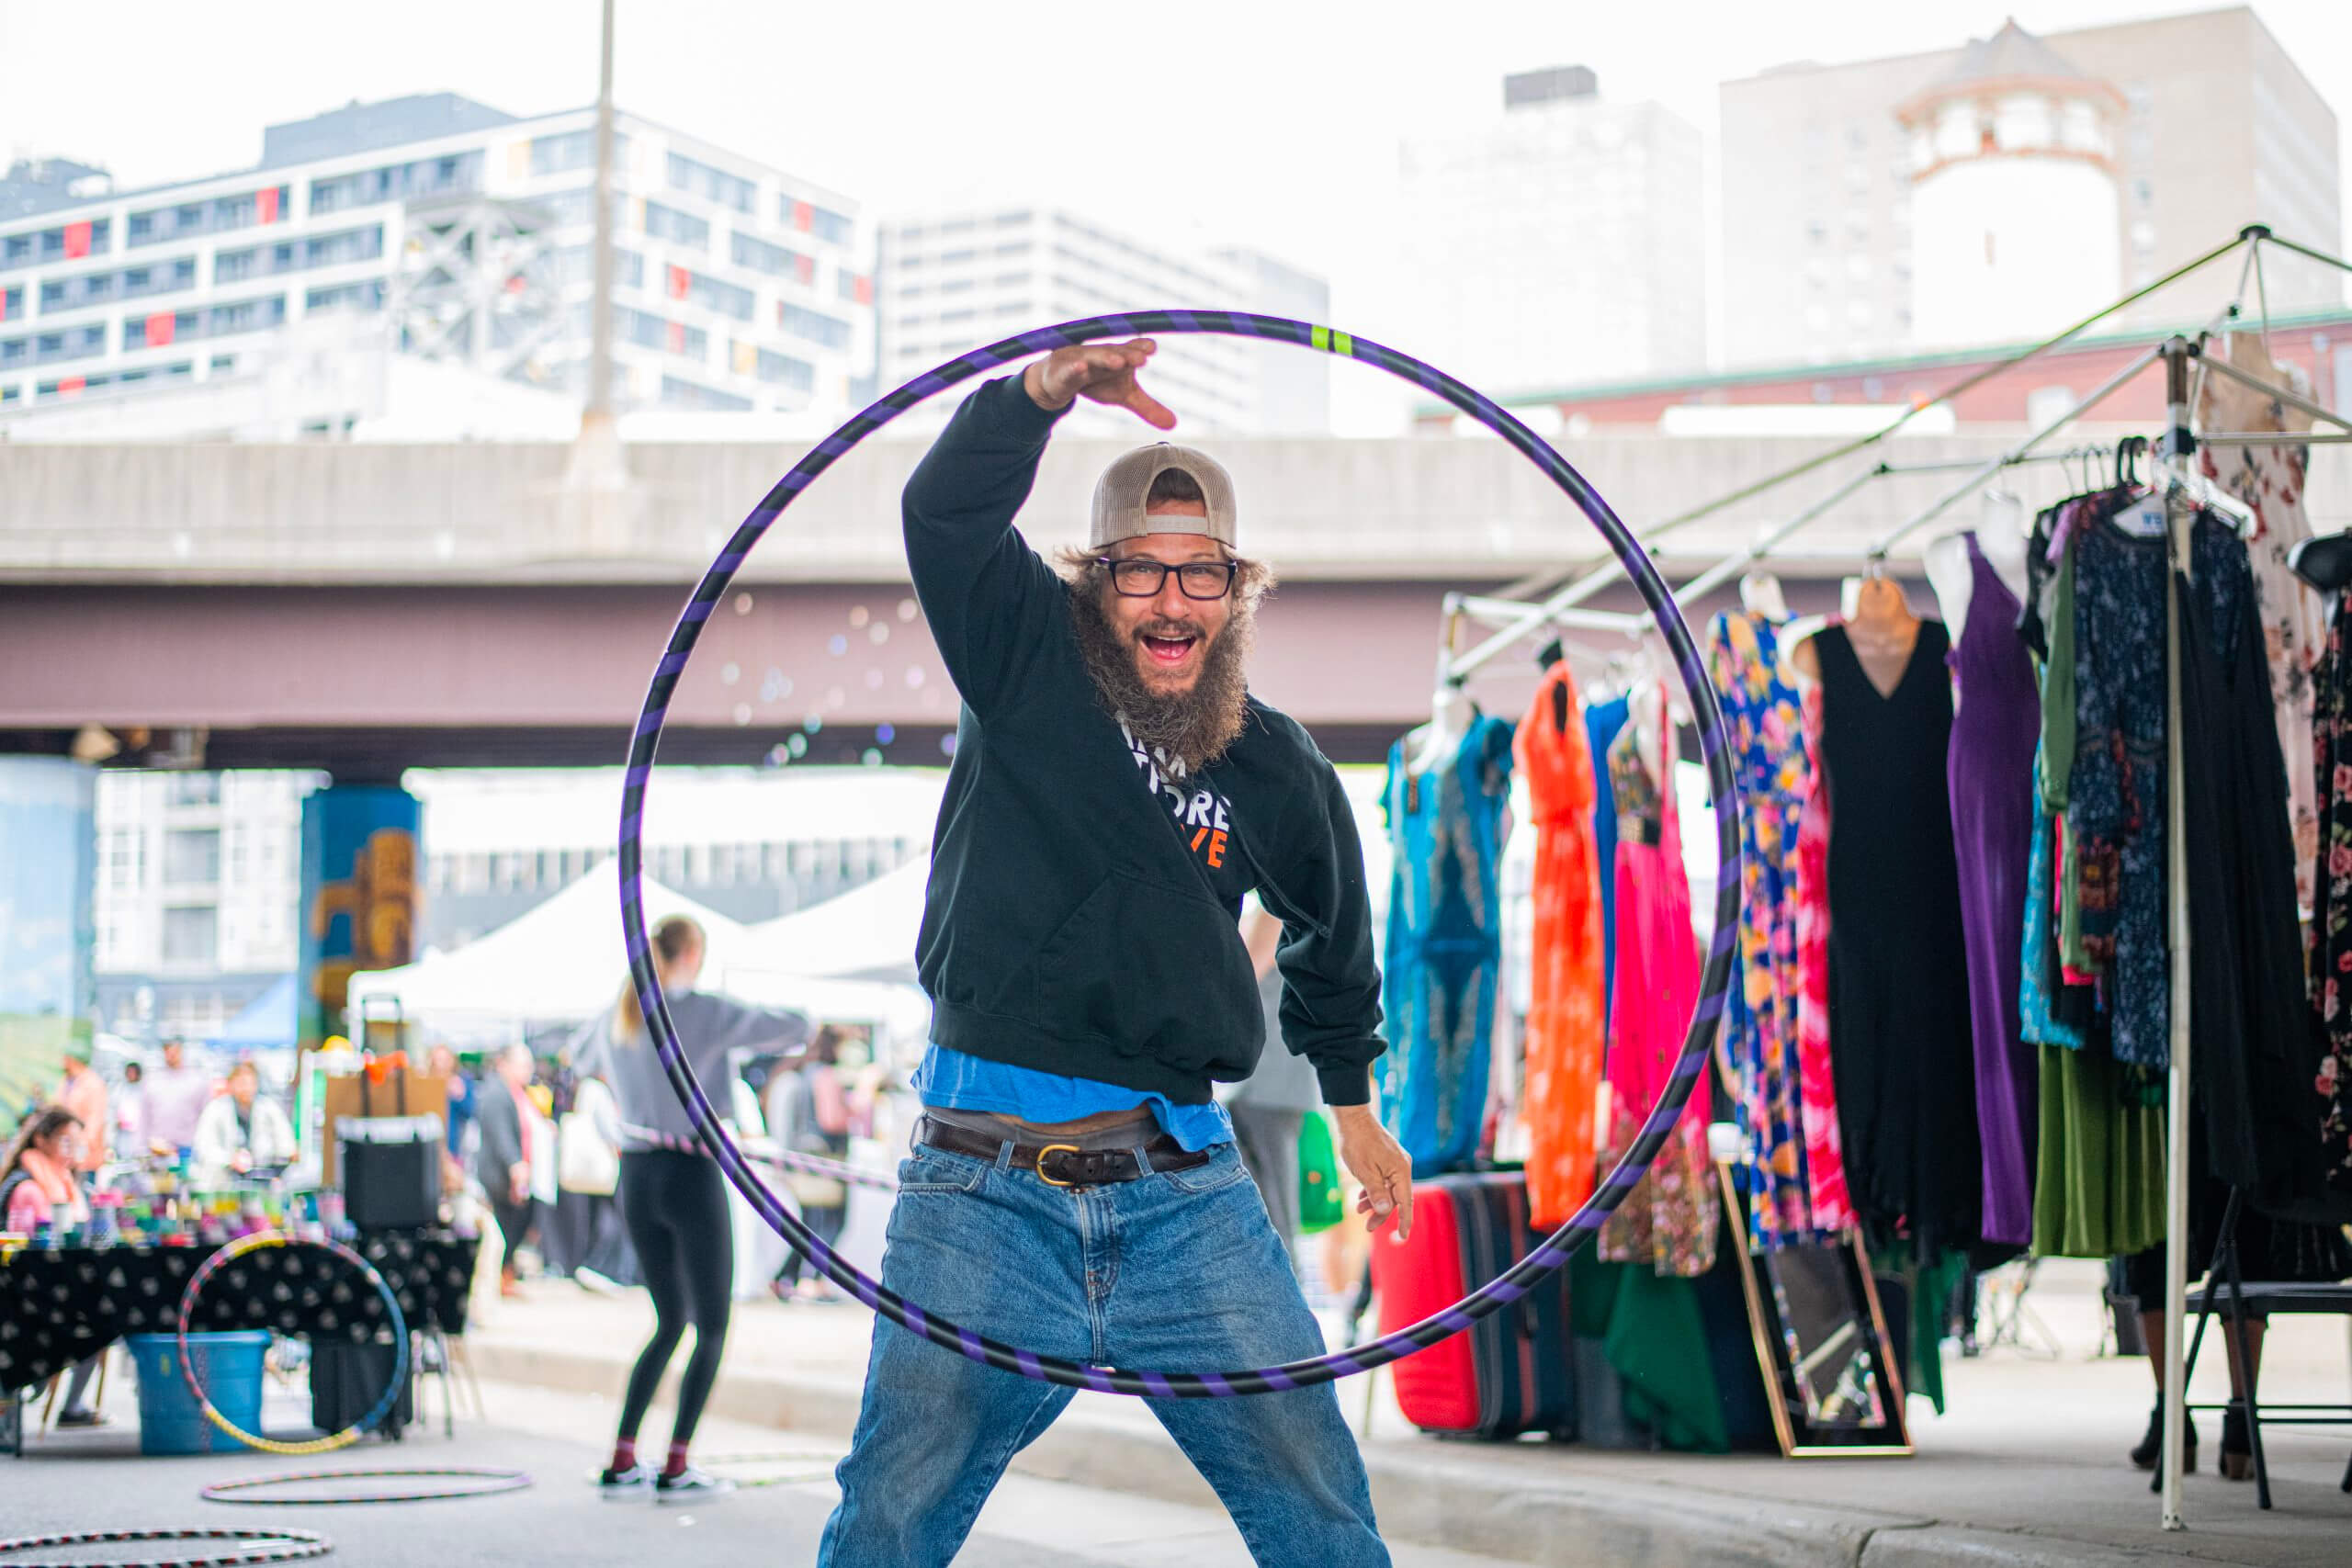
xmin=0 ymin=1529 xmax=332 ymax=1567
xmin=619 ymin=311 xmax=1741 ymax=1397
xmin=199 ymin=1468 xmax=532 ymax=1506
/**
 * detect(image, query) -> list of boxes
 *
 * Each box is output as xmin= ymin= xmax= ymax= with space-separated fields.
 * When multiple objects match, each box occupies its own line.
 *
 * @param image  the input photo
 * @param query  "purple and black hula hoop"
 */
xmin=618 ymin=310 xmax=1742 ymax=1397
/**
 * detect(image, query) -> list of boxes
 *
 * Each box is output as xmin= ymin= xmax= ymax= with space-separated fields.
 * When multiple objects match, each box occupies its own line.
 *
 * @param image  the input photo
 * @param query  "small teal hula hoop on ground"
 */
xmin=176 ymin=1231 xmax=409 ymax=1451
xmin=618 ymin=312 xmax=1743 ymax=1397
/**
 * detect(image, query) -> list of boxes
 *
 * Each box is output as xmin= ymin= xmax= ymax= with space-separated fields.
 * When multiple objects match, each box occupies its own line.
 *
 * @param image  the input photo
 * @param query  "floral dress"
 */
xmin=2309 ymin=586 xmax=2352 ymax=1193
xmin=1597 ymin=692 xmax=1718 ymax=1277
xmin=1705 ymin=610 xmax=1813 ymax=1246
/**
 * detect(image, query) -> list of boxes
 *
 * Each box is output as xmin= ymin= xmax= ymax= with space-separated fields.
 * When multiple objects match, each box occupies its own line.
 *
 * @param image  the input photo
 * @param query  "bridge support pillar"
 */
xmin=299 ymin=784 xmax=422 ymax=1055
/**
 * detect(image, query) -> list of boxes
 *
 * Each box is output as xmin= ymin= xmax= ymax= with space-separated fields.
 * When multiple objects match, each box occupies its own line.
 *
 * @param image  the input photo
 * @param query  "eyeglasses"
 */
xmin=1095 ymin=557 xmax=1238 ymax=600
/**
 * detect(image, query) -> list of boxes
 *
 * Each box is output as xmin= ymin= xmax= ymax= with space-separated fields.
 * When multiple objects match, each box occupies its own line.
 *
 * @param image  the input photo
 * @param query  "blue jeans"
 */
xmin=817 ymin=1139 xmax=1387 ymax=1566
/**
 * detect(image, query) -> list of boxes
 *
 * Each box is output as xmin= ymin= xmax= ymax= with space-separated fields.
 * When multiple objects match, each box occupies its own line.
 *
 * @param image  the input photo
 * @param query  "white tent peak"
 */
xmin=728 ymin=858 xmax=929 ymax=987
xmin=346 ymin=868 xmax=749 ymax=1027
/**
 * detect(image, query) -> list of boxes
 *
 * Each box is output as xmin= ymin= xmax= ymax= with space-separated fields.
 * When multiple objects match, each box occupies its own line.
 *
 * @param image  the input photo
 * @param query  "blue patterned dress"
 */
xmin=1377 ymin=715 xmax=1516 ymax=1176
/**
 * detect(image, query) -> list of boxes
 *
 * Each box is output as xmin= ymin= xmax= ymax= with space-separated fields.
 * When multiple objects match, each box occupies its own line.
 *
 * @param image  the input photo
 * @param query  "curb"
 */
xmin=464 ymin=1337 xmax=2202 ymax=1568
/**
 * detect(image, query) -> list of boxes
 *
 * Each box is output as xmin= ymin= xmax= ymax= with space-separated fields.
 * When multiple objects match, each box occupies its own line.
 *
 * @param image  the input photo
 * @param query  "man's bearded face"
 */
xmin=1069 ymin=514 xmax=1254 ymax=775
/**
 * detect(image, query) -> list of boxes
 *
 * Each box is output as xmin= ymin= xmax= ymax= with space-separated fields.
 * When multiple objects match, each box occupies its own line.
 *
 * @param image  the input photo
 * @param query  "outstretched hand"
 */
xmin=1023 ymin=338 xmax=1176 ymax=430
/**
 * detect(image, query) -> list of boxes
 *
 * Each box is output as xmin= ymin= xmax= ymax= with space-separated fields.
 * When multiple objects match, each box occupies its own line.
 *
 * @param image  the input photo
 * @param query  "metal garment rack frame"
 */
xmin=1429 ymin=227 xmax=2352 ymax=1532
xmin=1438 ymin=225 xmax=2350 ymax=687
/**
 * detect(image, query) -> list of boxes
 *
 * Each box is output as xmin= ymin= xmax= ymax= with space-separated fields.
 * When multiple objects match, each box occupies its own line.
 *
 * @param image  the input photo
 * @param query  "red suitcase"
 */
xmin=1371 ymin=1171 xmax=1575 ymax=1438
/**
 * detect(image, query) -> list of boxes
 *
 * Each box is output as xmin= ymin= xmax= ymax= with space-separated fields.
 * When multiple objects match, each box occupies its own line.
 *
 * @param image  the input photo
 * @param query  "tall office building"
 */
xmin=0 ymin=93 xmax=876 ymax=428
xmin=875 ymin=208 xmax=1330 ymax=434
xmin=1209 ymin=246 xmax=1333 ymax=435
xmin=1720 ymin=8 xmax=2341 ymax=367
xmin=1394 ymin=67 xmax=1708 ymax=397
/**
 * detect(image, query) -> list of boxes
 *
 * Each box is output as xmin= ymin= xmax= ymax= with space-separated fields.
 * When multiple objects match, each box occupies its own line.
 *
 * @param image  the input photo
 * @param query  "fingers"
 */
xmin=1351 ymin=1163 xmax=1413 ymax=1237
xmin=1122 ymin=384 xmax=1178 ymax=430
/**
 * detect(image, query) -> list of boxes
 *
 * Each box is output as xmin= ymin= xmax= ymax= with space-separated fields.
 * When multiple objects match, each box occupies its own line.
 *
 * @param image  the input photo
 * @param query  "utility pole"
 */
xmin=563 ymin=0 xmax=630 ymax=550
xmin=586 ymin=0 xmax=616 ymax=424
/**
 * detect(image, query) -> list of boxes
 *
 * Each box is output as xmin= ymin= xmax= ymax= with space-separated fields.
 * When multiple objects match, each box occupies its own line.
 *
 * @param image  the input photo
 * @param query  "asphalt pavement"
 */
xmin=0 ymin=1374 xmax=1522 ymax=1567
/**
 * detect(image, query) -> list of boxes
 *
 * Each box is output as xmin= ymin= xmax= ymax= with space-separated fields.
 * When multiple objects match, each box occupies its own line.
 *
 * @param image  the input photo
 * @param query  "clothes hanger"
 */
xmin=2116 ymin=434 xmax=2149 ymax=493
xmin=1738 ymin=569 xmax=1791 ymax=622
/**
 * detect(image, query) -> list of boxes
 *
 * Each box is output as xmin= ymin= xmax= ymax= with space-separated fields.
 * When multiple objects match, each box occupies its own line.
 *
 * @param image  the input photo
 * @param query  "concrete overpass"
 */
xmin=10 ymin=426 xmax=2340 ymax=769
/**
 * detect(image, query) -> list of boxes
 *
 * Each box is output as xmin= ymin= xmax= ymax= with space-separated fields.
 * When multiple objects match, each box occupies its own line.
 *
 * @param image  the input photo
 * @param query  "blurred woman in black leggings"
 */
xmin=588 ymin=915 xmax=807 ymax=1501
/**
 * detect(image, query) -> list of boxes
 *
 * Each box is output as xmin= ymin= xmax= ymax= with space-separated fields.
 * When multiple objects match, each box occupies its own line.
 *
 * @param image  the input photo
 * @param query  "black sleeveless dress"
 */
xmin=1815 ymin=621 xmax=1983 ymax=1258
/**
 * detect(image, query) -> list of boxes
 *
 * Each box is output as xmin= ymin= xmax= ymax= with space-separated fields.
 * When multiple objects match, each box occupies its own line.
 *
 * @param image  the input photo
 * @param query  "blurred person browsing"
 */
xmin=53 ymin=1047 xmax=108 ymax=1173
xmin=817 ymin=340 xmax=1407 ymax=1567
xmin=141 ymin=1038 xmax=215 ymax=1155
xmin=0 ymin=1109 xmax=105 ymax=1425
xmin=191 ymin=1062 xmax=296 ymax=1183
xmin=474 ymin=1044 xmax=543 ymax=1300
xmin=114 ymin=1062 xmax=148 ymax=1165
xmin=2 ymin=1108 xmax=88 ymax=1234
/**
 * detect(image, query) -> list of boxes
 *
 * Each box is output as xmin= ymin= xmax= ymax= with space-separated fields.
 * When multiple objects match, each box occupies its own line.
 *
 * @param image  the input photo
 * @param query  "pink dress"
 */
xmin=1793 ymin=681 xmax=1856 ymax=1231
xmin=1597 ymin=696 xmax=1718 ymax=1276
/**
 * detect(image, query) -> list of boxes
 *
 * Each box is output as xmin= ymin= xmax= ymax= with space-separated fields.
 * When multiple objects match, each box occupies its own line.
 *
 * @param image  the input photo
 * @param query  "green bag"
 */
xmin=1298 ymin=1111 xmax=1343 ymax=1234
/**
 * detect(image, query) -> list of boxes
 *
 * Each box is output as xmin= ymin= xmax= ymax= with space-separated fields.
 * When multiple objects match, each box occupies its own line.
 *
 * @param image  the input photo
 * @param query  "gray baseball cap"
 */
xmin=1090 ymin=443 xmax=1238 ymax=551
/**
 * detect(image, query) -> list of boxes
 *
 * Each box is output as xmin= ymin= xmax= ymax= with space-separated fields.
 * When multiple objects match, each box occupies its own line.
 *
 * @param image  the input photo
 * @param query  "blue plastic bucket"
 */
xmin=128 ymin=1331 xmax=270 ymax=1455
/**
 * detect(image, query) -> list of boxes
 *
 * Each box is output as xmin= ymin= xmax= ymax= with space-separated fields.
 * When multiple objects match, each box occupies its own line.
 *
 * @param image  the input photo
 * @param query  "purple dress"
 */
xmin=1946 ymin=532 xmax=2041 ymax=1247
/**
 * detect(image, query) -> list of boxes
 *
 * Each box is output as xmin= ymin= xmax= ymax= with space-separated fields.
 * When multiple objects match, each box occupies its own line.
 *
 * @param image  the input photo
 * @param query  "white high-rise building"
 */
xmin=1395 ymin=67 xmax=1708 ymax=398
xmin=1209 ymin=246 xmax=1333 ymax=436
xmin=875 ymin=208 xmax=1330 ymax=435
xmin=0 ymin=93 xmax=876 ymax=429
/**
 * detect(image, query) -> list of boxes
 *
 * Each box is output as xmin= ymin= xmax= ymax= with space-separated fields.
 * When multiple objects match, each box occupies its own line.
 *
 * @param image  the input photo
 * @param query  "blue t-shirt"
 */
xmin=914 ymin=1045 xmax=1233 ymax=1153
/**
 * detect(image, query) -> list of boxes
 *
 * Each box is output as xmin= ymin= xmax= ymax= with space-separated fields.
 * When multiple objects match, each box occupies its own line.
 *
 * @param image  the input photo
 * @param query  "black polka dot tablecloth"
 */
xmin=0 ymin=1232 xmax=477 ymax=1394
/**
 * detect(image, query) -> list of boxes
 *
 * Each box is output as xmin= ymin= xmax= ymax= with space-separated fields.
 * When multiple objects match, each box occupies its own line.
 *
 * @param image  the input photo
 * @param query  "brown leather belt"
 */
xmin=913 ymin=1114 xmax=1214 ymax=1188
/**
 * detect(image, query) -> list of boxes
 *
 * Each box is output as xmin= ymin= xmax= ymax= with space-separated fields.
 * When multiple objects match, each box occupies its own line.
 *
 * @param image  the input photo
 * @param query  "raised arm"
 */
xmin=905 ymin=339 xmax=1174 ymax=716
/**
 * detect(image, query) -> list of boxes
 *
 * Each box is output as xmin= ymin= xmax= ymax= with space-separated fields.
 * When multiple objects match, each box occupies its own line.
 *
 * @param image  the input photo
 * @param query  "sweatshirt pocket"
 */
xmin=1035 ymin=873 xmax=1261 ymax=1068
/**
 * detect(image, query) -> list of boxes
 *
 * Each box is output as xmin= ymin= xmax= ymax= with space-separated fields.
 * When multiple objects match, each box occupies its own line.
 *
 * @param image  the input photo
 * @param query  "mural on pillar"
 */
xmin=300 ymin=786 xmax=421 ymax=1052
xmin=0 ymin=760 xmax=96 ymax=1122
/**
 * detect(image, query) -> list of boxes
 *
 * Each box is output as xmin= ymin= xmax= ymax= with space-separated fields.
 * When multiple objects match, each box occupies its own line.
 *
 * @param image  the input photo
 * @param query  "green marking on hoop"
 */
xmin=1310 ymin=324 xmax=1329 ymax=352
xmin=1308 ymin=325 xmax=1354 ymax=356
xmin=1333 ymin=330 xmax=1354 ymax=356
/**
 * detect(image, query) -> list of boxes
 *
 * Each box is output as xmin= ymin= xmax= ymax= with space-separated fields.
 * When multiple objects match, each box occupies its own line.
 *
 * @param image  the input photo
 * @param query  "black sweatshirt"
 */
xmin=906 ymin=375 xmax=1385 ymax=1107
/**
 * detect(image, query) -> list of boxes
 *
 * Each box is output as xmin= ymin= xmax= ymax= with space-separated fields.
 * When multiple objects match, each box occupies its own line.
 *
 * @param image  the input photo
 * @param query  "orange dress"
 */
xmin=1515 ymin=663 xmax=1608 ymax=1230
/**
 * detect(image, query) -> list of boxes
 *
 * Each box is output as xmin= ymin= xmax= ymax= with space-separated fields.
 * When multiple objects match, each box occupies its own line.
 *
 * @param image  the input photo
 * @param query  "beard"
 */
xmin=1069 ymin=583 xmax=1255 ymax=776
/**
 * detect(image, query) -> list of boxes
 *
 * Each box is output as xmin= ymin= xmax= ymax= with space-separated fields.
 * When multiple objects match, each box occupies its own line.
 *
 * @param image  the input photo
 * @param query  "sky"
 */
xmin=5 ymin=0 xmax=2349 ymax=428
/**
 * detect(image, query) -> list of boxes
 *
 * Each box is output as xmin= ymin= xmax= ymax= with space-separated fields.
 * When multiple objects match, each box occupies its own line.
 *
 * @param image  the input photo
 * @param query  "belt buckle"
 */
xmin=1035 ymin=1143 xmax=1081 ymax=1187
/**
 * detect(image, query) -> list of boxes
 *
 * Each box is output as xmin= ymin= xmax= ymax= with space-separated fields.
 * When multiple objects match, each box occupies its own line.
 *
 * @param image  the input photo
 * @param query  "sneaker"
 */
xmin=654 ymin=1465 xmax=736 ymax=1504
xmin=54 ymin=1409 xmax=109 ymax=1429
xmin=597 ymin=1462 xmax=653 ymax=1499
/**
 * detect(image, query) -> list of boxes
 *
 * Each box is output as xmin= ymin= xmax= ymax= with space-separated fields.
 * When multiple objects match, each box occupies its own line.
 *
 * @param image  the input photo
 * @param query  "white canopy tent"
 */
xmin=345 ymin=870 xmax=748 ymax=1038
xmin=728 ymin=859 xmax=930 ymax=986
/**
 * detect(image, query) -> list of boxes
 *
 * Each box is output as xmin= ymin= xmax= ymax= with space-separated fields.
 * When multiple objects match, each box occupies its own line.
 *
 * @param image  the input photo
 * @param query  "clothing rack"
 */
xmin=1422 ymin=227 xmax=2352 ymax=1531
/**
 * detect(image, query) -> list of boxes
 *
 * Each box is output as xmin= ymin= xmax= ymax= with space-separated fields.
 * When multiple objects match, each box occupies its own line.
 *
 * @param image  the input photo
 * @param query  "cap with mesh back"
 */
xmin=1090 ymin=443 xmax=1238 ymax=552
